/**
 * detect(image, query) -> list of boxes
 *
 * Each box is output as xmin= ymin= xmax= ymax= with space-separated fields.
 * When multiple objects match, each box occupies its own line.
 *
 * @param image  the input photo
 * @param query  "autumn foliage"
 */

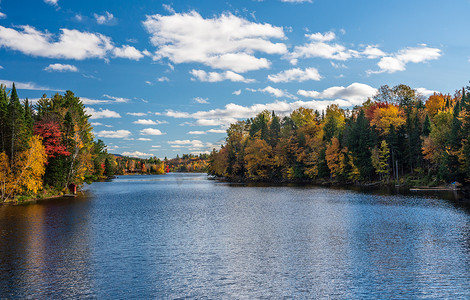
xmin=209 ymin=84 xmax=470 ymax=186
xmin=0 ymin=84 xmax=110 ymax=202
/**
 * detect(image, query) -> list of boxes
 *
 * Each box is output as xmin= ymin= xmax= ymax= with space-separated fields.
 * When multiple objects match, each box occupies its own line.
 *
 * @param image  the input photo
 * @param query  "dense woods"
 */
xmin=0 ymin=84 xmax=114 ymax=202
xmin=209 ymin=84 xmax=470 ymax=187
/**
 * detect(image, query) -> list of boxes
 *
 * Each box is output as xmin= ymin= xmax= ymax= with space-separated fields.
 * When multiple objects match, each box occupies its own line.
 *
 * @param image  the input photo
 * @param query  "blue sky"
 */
xmin=0 ymin=0 xmax=469 ymax=158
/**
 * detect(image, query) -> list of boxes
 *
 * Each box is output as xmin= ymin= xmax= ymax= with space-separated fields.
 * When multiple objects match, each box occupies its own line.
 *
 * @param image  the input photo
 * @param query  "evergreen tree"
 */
xmin=6 ymin=83 xmax=26 ymax=166
xmin=23 ymin=99 xmax=34 ymax=137
xmin=0 ymin=85 xmax=8 ymax=153
xmin=269 ymin=111 xmax=281 ymax=147
xmin=447 ymin=100 xmax=464 ymax=181
xmin=423 ymin=114 xmax=431 ymax=137
xmin=345 ymin=110 xmax=373 ymax=180
xmin=104 ymin=157 xmax=114 ymax=177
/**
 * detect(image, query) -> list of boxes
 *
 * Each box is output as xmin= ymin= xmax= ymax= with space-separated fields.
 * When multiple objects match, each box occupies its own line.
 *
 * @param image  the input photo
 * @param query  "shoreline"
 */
xmin=1 ymin=192 xmax=81 ymax=206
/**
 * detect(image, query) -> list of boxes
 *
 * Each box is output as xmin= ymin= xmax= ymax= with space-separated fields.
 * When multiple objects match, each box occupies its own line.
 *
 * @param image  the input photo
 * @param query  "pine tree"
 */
xmin=269 ymin=111 xmax=280 ymax=147
xmin=23 ymin=99 xmax=34 ymax=137
xmin=345 ymin=110 xmax=373 ymax=180
xmin=104 ymin=157 xmax=114 ymax=177
xmin=423 ymin=114 xmax=431 ymax=137
xmin=447 ymin=100 xmax=464 ymax=182
xmin=0 ymin=85 xmax=8 ymax=153
xmin=7 ymin=83 xmax=26 ymax=167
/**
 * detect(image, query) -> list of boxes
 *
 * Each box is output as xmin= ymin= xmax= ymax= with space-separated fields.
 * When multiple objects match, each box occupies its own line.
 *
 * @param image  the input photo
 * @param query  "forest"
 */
xmin=0 ymin=83 xmax=115 ymax=202
xmin=208 ymin=84 xmax=470 ymax=188
xmin=115 ymin=153 xmax=209 ymax=175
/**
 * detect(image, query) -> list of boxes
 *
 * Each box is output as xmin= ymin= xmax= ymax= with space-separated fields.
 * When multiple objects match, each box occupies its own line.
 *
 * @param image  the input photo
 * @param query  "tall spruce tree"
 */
xmin=0 ymin=85 xmax=8 ymax=153
xmin=345 ymin=110 xmax=373 ymax=180
xmin=7 ymin=83 xmax=26 ymax=166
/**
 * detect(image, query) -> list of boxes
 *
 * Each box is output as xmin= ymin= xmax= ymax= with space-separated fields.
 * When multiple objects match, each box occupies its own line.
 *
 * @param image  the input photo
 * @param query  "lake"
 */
xmin=1 ymin=173 xmax=470 ymax=298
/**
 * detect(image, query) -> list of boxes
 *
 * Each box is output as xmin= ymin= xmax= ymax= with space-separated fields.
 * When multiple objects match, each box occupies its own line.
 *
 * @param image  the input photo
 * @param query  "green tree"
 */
xmin=104 ymin=157 xmax=114 ymax=177
xmin=7 ymin=83 xmax=27 ymax=166
xmin=0 ymin=84 xmax=8 ymax=153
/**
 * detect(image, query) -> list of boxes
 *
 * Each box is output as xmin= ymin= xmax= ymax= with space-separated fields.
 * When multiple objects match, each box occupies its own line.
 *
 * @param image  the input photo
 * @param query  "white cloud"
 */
xmin=194 ymin=97 xmax=209 ymax=104
xmin=44 ymin=63 xmax=78 ymax=72
xmin=94 ymin=11 xmax=114 ymax=25
xmin=95 ymin=130 xmax=131 ymax=138
xmin=306 ymin=31 xmax=335 ymax=42
xmin=85 ymin=107 xmax=121 ymax=119
xmin=91 ymin=122 xmax=103 ymax=126
xmin=190 ymin=69 xmax=255 ymax=83
xmin=121 ymin=151 xmax=152 ymax=158
xmin=247 ymin=86 xmax=297 ymax=99
xmin=330 ymin=62 xmax=347 ymax=69
xmin=288 ymin=31 xmax=358 ymax=62
xmin=0 ymin=25 xmax=142 ymax=61
xmin=373 ymin=46 xmax=441 ymax=73
xmin=79 ymin=94 xmax=129 ymax=105
xmin=163 ymin=88 xmax=380 ymax=127
xmin=268 ymin=67 xmax=321 ymax=83
xmin=188 ymin=131 xmax=206 ymax=135
xmin=157 ymin=76 xmax=169 ymax=82
xmin=133 ymin=119 xmax=158 ymax=125
xmin=162 ymin=4 xmax=175 ymax=14
xmin=143 ymin=11 xmax=287 ymax=72
xmin=287 ymin=32 xmax=389 ymax=64
xmin=127 ymin=112 xmax=147 ymax=116
xmin=0 ymin=79 xmax=60 ymax=91
xmin=80 ymin=98 xmax=111 ymax=105
xmin=297 ymin=82 xmax=377 ymax=105
xmin=103 ymin=94 xmax=129 ymax=103
xmin=137 ymin=138 xmax=152 ymax=141
xmin=0 ymin=25 xmax=113 ymax=60
xmin=112 ymin=45 xmax=144 ymax=60
xmin=140 ymin=128 xmax=165 ymax=135
xmin=362 ymin=45 xmax=386 ymax=59
xmin=233 ymin=89 xmax=241 ymax=95
xmin=207 ymin=129 xmax=226 ymax=133
xmin=168 ymin=140 xmax=205 ymax=149
xmin=416 ymin=87 xmax=438 ymax=96
xmin=0 ymin=12 xmax=6 ymax=19
xmin=44 ymin=0 xmax=58 ymax=6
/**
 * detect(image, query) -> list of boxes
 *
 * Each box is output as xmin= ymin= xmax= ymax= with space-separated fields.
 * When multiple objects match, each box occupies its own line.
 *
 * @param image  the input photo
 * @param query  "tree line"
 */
xmin=208 ymin=84 xmax=470 ymax=187
xmin=114 ymin=153 xmax=209 ymax=174
xmin=0 ymin=83 xmax=114 ymax=202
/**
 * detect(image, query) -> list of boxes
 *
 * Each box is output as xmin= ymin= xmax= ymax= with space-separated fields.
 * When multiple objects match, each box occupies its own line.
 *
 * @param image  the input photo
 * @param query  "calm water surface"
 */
xmin=1 ymin=173 xmax=470 ymax=298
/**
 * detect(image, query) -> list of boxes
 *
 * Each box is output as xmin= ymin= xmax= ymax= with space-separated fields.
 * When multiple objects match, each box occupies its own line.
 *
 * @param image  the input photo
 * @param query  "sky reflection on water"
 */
xmin=1 ymin=173 xmax=469 ymax=298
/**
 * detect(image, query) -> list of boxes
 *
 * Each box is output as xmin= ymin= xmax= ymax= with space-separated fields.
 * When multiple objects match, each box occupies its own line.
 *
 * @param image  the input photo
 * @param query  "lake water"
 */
xmin=1 ymin=173 xmax=470 ymax=298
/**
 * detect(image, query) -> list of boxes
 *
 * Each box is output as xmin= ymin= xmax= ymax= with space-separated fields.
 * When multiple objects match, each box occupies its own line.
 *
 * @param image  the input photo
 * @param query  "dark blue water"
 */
xmin=1 ymin=173 xmax=470 ymax=298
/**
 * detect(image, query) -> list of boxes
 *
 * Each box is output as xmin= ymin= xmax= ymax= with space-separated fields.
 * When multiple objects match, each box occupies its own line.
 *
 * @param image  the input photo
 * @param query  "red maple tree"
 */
xmin=33 ymin=121 xmax=71 ymax=161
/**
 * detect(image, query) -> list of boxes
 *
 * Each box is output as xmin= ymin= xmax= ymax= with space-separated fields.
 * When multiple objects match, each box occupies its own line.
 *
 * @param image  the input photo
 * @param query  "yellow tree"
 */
xmin=425 ymin=93 xmax=447 ymax=119
xmin=370 ymin=104 xmax=406 ymax=135
xmin=372 ymin=140 xmax=390 ymax=181
xmin=325 ymin=137 xmax=346 ymax=178
xmin=156 ymin=162 xmax=165 ymax=174
xmin=0 ymin=135 xmax=47 ymax=202
xmin=244 ymin=136 xmax=273 ymax=180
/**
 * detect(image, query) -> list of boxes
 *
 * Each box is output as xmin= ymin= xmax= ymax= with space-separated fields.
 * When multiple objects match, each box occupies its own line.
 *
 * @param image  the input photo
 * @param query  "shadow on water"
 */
xmin=224 ymin=180 xmax=470 ymax=213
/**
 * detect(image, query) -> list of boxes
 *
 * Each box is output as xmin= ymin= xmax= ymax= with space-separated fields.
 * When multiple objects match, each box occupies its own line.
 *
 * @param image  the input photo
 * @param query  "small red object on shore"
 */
xmin=68 ymin=183 xmax=77 ymax=195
